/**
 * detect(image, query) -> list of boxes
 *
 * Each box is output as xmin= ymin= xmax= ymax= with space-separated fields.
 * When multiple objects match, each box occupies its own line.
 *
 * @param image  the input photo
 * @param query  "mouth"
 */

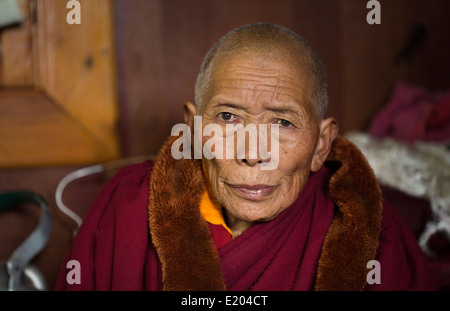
xmin=226 ymin=183 xmax=277 ymax=201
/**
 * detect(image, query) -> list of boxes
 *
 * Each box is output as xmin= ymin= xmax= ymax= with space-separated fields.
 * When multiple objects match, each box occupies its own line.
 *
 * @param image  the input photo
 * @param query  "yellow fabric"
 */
xmin=200 ymin=160 xmax=234 ymax=238
xmin=199 ymin=190 xmax=234 ymax=238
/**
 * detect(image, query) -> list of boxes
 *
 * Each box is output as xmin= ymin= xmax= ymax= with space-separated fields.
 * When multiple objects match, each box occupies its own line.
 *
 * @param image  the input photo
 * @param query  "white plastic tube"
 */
xmin=55 ymin=164 xmax=105 ymax=235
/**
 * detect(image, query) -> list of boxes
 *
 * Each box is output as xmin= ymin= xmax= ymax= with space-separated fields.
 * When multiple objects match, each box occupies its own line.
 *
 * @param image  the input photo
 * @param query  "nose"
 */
xmin=239 ymin=158 xmax=264 ymax=167
xmin=235 ymin=126 xmax=272 ymax=167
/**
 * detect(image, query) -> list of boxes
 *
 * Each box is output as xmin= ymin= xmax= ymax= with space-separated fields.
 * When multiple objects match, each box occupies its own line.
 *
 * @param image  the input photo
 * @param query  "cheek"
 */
xmin=277 ymin=136 xmax=316 ymax=175
xmin=274 ymin=134 xmax=318 ymax=200
xmin=203 ymin=158 xmax=229 ymax=197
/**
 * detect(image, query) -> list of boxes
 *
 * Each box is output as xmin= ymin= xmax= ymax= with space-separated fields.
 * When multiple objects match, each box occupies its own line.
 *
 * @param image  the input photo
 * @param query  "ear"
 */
xmin=184 ymin=101 xmax=197 ymax=131
xmin=310 ymin=118 xmax=339 ymax=172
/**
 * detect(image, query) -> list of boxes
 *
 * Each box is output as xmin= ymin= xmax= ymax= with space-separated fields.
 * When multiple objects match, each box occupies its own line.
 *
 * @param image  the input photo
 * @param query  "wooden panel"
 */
xmin=36 ymin=0 xmax=120 ymax=158
xmin=0 ymin=0 xmax=120 ymax=168
xmin=0 ymin=89 xmax=110 ymax=168
xmin=0 ymin=0 xmax=34 ymax=86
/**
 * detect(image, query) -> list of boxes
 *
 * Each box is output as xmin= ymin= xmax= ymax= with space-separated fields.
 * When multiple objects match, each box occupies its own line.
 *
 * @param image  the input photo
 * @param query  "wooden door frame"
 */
xmin=0 ymin=0 xmax=120 ymax=168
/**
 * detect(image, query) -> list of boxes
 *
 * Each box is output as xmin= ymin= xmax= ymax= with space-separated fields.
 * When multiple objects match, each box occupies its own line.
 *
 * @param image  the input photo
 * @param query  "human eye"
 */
xmin=277 ymin=119 xmax=293 ymax=128
xmin=218 ymin=112 xmax=237 ymax=122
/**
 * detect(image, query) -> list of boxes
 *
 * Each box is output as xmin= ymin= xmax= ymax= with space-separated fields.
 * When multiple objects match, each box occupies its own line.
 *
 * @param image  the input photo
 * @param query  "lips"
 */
xmin=226 ymin=183 xmax=277 ymax=200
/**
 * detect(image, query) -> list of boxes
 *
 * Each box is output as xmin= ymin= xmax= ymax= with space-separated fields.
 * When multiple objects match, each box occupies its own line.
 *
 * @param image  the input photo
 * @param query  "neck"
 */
xmin=223 ymin=210 xmax=253 ymax=238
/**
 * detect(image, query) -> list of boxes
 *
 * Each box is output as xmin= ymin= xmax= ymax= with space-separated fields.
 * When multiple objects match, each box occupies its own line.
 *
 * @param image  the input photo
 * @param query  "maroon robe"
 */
xmin=54 ymin=137 xmax=432 ymax=291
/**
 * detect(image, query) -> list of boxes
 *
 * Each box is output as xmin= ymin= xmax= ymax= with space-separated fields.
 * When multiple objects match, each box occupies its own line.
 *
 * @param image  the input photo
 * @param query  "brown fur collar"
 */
xmin=148 ymin=135 xmax=382 ymax=291
xmin=314 ymin=136 xmax=382 ymax=290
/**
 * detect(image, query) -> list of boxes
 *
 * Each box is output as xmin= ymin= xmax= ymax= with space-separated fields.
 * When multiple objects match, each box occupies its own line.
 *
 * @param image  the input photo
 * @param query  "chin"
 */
xmin=230 ymin=204 xmax=283 ymax=223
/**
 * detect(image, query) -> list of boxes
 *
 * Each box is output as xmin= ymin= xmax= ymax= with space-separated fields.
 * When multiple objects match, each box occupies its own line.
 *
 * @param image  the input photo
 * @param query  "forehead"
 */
xmin=204 ymin=53 xmax=313 ymax=114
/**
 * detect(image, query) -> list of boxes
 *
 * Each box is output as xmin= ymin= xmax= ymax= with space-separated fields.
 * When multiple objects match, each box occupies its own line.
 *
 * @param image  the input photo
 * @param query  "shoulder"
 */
xmin=108 ymin=160 xmax=154 ymax=186
xmin=95 ymin=159 xmax=155 ymax=214
xmin=77 ymin=160 xmax=155 ymax=235
xmin=54 ymin=160 xmax=156 ymax=290
xmin=95 ymin=160 xmax=155 ymax=203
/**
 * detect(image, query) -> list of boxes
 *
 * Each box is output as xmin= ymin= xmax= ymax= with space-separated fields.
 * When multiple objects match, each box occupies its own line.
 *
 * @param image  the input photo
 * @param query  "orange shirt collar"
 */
xmin=200 ymin=160 xmax=234 ymax=239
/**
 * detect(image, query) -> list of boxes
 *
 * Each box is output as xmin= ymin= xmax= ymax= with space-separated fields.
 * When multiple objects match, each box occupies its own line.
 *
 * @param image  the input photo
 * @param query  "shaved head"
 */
xmin=194 ymin=23 xmax=328 ymax=120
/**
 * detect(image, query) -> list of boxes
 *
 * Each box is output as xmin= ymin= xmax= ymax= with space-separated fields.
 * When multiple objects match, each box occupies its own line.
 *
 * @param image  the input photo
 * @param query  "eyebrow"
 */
xmin=213 ymin=102 xmax=247 ymax=111
xmin=212 ymin=102 xmax=302 ymax=116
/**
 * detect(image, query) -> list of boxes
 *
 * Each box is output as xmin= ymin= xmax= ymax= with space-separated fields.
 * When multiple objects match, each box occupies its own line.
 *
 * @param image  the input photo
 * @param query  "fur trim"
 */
xmin=148 ymin=135 xmax=382 ymax=291
xmin=314 ymin=136 xmax=383 ymax=290
xmin=148 ymin=136 xmax=226 ymax=290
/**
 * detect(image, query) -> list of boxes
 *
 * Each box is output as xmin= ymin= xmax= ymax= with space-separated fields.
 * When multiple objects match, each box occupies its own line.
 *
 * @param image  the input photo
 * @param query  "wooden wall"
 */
xmin=0 ymin=0 xmax=449 ymax=289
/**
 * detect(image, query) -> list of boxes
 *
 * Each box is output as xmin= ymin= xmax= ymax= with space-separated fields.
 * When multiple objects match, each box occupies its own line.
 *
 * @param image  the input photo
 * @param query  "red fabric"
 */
xmin=369 ymin=82 xmax=450 ymax=143
xmin=208 ymin=223 xmax=233 ymax=250
xmin=54 ymin=161 xmax=162 ymax=291
xmin=364 ymin=201 xmax=433 ymax=290
xmin=54 ymin=160 xmax=431 ymax=291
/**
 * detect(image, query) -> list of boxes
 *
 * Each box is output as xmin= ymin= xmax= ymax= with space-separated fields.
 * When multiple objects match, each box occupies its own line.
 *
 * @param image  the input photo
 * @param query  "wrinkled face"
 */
xmin=198 ymin=53 xmax=321 ymax=223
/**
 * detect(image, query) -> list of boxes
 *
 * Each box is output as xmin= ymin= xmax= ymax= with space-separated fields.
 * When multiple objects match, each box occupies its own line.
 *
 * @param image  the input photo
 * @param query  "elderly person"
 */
xmin=55 ymin=23 xmax=430 ymax=291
